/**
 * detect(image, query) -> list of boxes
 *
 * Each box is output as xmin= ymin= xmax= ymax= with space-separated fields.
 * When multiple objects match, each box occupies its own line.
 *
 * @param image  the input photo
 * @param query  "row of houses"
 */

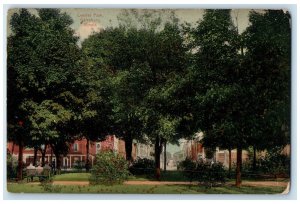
xmin=181 ymin=133 xmax=290 ymax=169
xmin=8 ymin=133 xmax=289 ymax=170
xmin=181 ymin=133 xmax=250 ymax=168
xmin=7 ymin=135 xmax=136 ymax=169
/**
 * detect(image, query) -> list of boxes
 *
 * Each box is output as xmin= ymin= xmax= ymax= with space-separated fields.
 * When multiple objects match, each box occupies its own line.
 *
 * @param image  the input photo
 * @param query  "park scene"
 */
xmin=6 ymin=8 xmax=290 ymax=194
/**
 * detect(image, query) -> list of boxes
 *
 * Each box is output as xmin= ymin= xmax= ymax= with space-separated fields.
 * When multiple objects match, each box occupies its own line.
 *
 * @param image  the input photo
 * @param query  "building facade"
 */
xmin=9 ymin=132 xmax=280 ymax=170
xmin=7 ymin=135 xmax=137 ymax=169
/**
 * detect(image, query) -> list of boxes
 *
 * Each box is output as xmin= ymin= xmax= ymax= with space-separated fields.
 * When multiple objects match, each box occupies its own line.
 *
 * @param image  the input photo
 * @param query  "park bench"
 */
xmin=26 ymin=164 xmax=51 ymax=182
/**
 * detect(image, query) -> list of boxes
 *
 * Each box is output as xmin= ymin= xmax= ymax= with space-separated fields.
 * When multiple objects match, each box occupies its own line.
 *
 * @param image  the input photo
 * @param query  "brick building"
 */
xmin=183 ymin=132 xmax=250 ymax=168
xmin=7 ymin=135 xmax=137 ymax=169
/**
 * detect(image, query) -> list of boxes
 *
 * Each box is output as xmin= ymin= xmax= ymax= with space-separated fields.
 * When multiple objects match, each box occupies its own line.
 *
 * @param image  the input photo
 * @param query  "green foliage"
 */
xmin=82 ymin=11 xmax=188 ymax=166
xmin=242 ymin=10 xmax=291 ymax=150
xmin=239 ymin=147 xmax=290 ymax=179
xmin=7 ymin=153 xmax=18 ymax=180
xmin=180 ymin=9 xmax=291 ymax=187
xmin=23 ymin=100 xmax=73 ymax=142
xmin=89 ymin=151 xmax=130 ymax=185
xmin=73 ymin=160 xmax=85 ymax=171
xmin=177 ymin=158 xmax=197 ymax=182
xmin=204 ymin=148 xmax=215 ymax=159
xmin=7 ymin=8 xmax=82 ymax=165
xmin=8 ymin=9 xmax=80 ymax=100
xmin=129 ymin=157 xmax=155 ymax=175
xmin=40 ymin=177 xmax=62 ymax=193
xmin=190 ymin=9 xmax=242 ymax=150
xmin=7 ymin=8 xmax=290 ymax=184
xmin=196 ymin=162 xmax=227 ymax=187
xmin=258 ymin=148 xmax=290 ymax=177
xmin=178 ymin=158 xmax=226 ymax=187
xmin=188 ymin=9 xmax=290 ymax=153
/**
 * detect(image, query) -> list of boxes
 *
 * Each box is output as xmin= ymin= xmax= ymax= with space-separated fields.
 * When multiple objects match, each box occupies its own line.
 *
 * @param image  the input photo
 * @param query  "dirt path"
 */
xmin=51 ymin=180 xmax=289 ymax=188
xmin=124 ymin=181 xmax=198 ymax=185
xmin=234 ymin=181 xmax=288 ymax=187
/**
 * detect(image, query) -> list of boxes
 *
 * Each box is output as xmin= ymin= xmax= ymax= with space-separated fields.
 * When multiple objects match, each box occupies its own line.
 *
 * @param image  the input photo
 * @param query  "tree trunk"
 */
xmin=252 ymin=147 xmax=257 ymax=171
xmin=55 ymin=154 xmax=61 ymax=175
xmin=155 ymin=136 xmax=161 ymax=180
xmin=228 ymin=148 xmax=232 ymax=178
xmin=85 ymin=138 xmax=91 ymax=172
xmin=228 ymin=148 xmax=232 ymax=171
xmin=236 ymin=147 xmax=242 ymax=187
xmin=164 ymin=141 xmax=167 ymax=172
xmin=125 ymin=135 xmax=133 ymax=161
xmin=17 ymin=140 xmax=24 ymax=181
xmin=33 ymin=146 xmax=38 ymax=166
xmin=50 ymin=147 xmax=53 ymax=163
xmin=41 ymin=145 xmax=46 ymax=167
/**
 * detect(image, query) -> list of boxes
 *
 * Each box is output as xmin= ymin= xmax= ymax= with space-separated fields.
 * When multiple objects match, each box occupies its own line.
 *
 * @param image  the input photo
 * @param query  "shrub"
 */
xmin=178 ymin=157 xmax=197 ymax=182
xmin=40 ymin=177 xmax=62 ymax=193
xmin=73 ymin=160 xmax=84 ymax=172
xmin=89 ymin=151 xmax=129 ymax=185
xmin=196 ymin=162 xmax=226 ymax=187
xmin=129 ymin=157 xmax=155 ymax=175
xmin=204 ymin=148 xmax=215 ymax=160
xmin=7 ymin=153 xmax=18 ymax=180
xmin=259 ymin=147 xmax=290 ymax=177
xmin=240 ymin=147 xmax=290 ymax=179
xmin=179 ymin=158 xmax=226 ymax=187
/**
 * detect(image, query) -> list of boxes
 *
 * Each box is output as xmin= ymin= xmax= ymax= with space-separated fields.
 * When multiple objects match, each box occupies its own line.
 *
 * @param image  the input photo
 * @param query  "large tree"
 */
xmin=7 ymin=8 xmax=81 ymax=178
xmin=71 ymin=53 xmax=114 ymax=171
xmin=81 ymin=10 xmax=188 ymax=167
xmin=241 ymin=10 xmax=291 ymax=168
xmin=7 ymin=8 xmax=41 ymax=180
xmin=137 ymin=20 xmax=188 ymax=179
xmin=109 ymin=62 xmax=152 ymax=161
xmin=187 ymin=9 xmax=290 ymax=187
xmin=81 ymin=27 xmax=135 ymax=160
xmin=185 ymin=9 xmax=245 ymax=187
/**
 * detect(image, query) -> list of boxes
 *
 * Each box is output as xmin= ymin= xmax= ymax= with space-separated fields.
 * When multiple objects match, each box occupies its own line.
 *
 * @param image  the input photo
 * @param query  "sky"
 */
xmin=65 ymin=9 xmax=252 ymax=41
xmin=7 ymin=8 xmax=254 ymax=42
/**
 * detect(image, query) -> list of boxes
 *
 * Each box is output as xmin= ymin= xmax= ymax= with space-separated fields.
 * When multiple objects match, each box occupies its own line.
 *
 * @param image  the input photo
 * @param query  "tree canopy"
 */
xmin=7 ymin=9 xmax=291 ymax=185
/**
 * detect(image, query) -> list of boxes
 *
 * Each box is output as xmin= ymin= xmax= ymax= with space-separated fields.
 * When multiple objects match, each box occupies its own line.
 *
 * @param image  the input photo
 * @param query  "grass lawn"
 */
xmin=52 ymin=172 xmax=289 ymax=183
xmin=52 ymin=171 xmax=190 ymax=182
xmin=53 ymin=173 xmax=90 ymax=181
xmin=7 ymin=183 xmax=286 ymax=194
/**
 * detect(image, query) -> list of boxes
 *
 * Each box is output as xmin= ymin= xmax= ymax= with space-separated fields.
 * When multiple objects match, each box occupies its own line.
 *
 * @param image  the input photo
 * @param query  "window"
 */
xmin=63 ymin=157 xmax=68 ymax=168
xmin=96 ymin=143 xmax=101 ymax=153
xmin=73 ymin=143 xmax=78 ymax=152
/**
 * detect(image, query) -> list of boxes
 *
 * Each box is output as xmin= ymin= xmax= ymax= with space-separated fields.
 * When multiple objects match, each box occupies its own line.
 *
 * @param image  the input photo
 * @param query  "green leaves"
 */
xmin=241 ymin=10 xmax=291 ymax=150
xmin=90 ymin=151 xmax=129 ymax=185
xmin=8 ymin=9 xmax=82 ymax=150
xmin=186 ymin=9 xmax=290 ymax=153
xmin=7 ymin=9 xmax=290 ymax=169
xmin=24 ymin=100 xmax=72 ymax=140
xmin=156 ymin=116 xmax=180 ymax=140
xmin=82 ymin=14 xmax=188 ymax=145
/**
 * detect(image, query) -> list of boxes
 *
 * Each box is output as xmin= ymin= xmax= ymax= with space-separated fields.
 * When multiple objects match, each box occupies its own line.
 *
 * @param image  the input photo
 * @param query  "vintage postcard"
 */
xmin=6 ymin=8 xmax=291 ymax=194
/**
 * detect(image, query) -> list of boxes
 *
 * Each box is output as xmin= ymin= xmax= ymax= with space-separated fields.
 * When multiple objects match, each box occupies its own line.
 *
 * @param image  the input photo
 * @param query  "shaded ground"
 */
xmin=7 ymin=172 xmax=289 ymax=194
xmin=7 ymin=183 xmax=287 ymax=194
xmin=51 ymin=180 xmax=288 ymax=188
